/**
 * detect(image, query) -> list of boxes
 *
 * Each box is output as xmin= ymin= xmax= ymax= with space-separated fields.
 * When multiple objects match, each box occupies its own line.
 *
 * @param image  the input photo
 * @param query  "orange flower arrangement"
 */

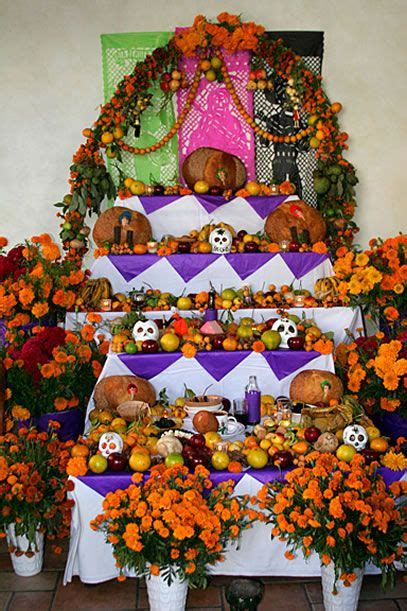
xmin=258 ymin=451 xmax=406 ymax=590
xmin=333 ymin=235 xmax=406 ymax=328
xmin=91 ymin=464 xmax=259 ymax=588
xmin=0 ymin=427 xmax=74 ymax=554
xmin=337 ymin=331 xmax=407 ymax=417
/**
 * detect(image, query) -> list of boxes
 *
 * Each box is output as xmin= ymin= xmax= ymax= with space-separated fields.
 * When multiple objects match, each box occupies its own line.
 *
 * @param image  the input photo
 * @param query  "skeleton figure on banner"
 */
xmin=257 ymin=76 xmax=308 ymax=197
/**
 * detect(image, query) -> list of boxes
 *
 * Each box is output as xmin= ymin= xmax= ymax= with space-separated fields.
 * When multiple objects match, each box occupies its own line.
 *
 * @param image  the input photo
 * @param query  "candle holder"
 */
xmin=147 ymin=241 xmax=158 ymax=254
xmin=99 ymin=298 xmax=111 ymax=312
xmin=293 ymin=294 xmax=306 ymax=307
xmin=279 ymin=239 xmax=290 ymax=252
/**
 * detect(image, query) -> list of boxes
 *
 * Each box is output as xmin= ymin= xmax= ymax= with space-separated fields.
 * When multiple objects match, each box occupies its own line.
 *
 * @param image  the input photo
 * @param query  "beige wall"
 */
xmin=1 ymin=0 xmax=406 ymax=248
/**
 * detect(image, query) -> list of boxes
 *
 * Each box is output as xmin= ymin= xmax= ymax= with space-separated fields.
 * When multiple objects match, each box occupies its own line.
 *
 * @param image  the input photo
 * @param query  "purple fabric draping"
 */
xmin=135 ymin=193 xmax=289 ymax=217
xmin=194 ymin=350 xmax=250 ymax=381
xmin=118 ymin=352 xmax=183 ymax=379
xmin=262 ymin=350 xmax=320 ymax=381
xmin=167 ymin=254 xmax=220 ymax=282
xmin=78 ymin=466 xmax=404 ymax=497
xmin=283 ymin=253 xmax=329 ymax=279
xmin=18 ymin=409 xmax=84 ymax=442
xmin=138 ymin=195 xmax=180 ymax=214
xmin=107 ymin=252 xmax=330 ymax=284
xmin=117 ymin=350 xmax=321 ymax=381
xmin=372 ymin=412 xmax=407 ymax=443
xmin=108 ymin=254 xmax=159 ymax=282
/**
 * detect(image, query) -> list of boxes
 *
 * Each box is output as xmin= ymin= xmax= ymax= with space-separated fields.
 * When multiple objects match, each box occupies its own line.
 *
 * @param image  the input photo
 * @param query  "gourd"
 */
xmin=156 ymin=434 xmax=183 ymax=457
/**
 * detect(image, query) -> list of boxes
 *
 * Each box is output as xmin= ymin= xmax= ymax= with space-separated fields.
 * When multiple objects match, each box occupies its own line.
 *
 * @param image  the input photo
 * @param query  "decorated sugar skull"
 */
xmin=132 ymin=319 xmax=159 ymax=342
xmin=209 ymin=227 xmax=233 ymax=254
xmin=98 ymin=431 xmax=124 ymax=458
xmin=342 ymin=424 xmax=368 ymax=451
xmin=271 ymin=317 xmax=298 ymax=349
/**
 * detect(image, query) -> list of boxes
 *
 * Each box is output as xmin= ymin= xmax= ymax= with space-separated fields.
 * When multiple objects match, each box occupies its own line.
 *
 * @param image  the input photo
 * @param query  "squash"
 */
xmin=182 ymin=147 xmax=247 ymax=190
xmin=264 ymin=200 xmax=326 ymax=244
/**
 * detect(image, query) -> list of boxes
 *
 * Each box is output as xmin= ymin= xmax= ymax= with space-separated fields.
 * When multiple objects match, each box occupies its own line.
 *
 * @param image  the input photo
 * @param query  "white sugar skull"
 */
xmin=209 ymin=227 xmax=233 ymax=254
xmin=343 ymin=424 xmax=368 ymax=451
xmin=132 ymin=319 xmax=159 ymax=342
xmin=98 ymin=432 xmax=124 ymax=458
xmin=271 ymin=317 xmax=298 ymax=349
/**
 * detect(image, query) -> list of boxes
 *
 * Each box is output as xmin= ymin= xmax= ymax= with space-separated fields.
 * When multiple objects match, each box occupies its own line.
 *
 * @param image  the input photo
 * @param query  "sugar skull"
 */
xmin=209 ymin=227 xmax=233 ymax=254
xmin=342 ymin=424 xmax=368 ymax=451
xmin=132 ymin=319 xmax=159 ymax=342
xmin=271 ymin=317 xmax=298 ymax=349
xmin=98 ymin=431 xmax=124 ymax=457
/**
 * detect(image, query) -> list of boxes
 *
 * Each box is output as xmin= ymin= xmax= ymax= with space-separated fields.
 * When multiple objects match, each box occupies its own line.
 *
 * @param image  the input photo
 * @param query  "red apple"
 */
xmin=288 ymin=240 xmax=301 ymax=252
xmin=304 ymin=426 xmax=321 ymax=442
xmin=360 ymin=448 xmax=380 ymax=465
xmin=188 ymin=434 xmax=206 ymax=448
xmin=107 ymin=452 xmax=128 ymax=471
xmin=177 ymin=242 xmax=191 ymax=254
xmin=272 ymin=451 xmax=293 ymax=469
xmin=237 ymin=230 xmax=247 ymax=240
xmin=142 ymin=339 xmax=159 ymax=353
xmin=208 ymin=186 xmax=223 ymax=196
xmin=212 ymin=334 xmax=226 ymax=350
xmin=265 ymin=318 xmax=278 ymax=329
xmin=244 ymin=241 xmax=259 ymax=253
xmin=287 ymin=336 xmax=305 ymax=350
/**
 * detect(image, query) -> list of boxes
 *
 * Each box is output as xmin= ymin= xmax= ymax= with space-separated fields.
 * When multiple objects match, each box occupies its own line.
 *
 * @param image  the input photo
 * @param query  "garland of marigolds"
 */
xmin=55 ymin=13 xmax=359 ymax=261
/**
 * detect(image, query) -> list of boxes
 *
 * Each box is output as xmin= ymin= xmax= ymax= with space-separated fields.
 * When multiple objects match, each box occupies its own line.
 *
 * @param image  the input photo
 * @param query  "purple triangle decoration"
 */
xmin=261 ymin=350 xmax=320 ymax=380
xmin=244 ymin=195 xmax=288 ymax=219
xmin=226 ymin=253 xmax=274 ymax=280
xmin=78 ymin=473 xmax=134 ymax=497
xmin=118 ymin=352 xmax=182 ymax=379
xmin=208 ymin=471 xmax=244 ymax=486
xmin=281 ymin=253 xmax=329 ymax=279
xmin=195 ymin=350 xmax=250 ymax=381
xmin=167 ymin=254 xmax=219 ymax=282
xmin=246 ymin=466 xmax=289 ymax=485
xmin=108 ymin=254 xmax=159 ymax=282
xmin=193 ymin=195 xmax=228 ymax=214
xmin=138 ymin=195 xmax=180 ymax=214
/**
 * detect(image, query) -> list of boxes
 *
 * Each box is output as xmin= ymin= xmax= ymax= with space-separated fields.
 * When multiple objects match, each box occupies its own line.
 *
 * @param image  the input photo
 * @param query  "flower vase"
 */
xmin=146 ymin=570 xmax=188 ymax=611
xmin=320 ymin=562 xmax=364 ymax=611
xmin=5 ymin=524 xmax=44 ymax=576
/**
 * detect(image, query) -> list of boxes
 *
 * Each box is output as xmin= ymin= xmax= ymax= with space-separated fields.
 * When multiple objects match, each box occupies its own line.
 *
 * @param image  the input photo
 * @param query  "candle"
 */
xmin=113 ymin=225 xmax=121 ymax=244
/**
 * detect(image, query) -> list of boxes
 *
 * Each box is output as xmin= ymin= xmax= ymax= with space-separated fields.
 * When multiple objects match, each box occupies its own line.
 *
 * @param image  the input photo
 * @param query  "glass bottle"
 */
xmin=245 ymin=375 xmax=261 ymax=425
xmin=205 ymin=289 xmax=218 ymax=321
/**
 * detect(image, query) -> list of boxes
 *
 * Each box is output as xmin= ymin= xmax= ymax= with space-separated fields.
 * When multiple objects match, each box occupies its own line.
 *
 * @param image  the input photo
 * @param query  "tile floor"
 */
xmin=0 ymin=540 xmax=405 ymax=610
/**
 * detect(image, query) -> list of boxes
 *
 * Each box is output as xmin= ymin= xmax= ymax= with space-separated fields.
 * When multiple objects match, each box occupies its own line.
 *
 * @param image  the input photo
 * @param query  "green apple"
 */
xmin=240 ymin=317 xmax=254 ymax=327
xmin=221 ymin=288 xmax=236 ymax=301
xmin=287 ymin=314 xmax=301 ymax=324
xmin=261 ymin=329 xmax=281 ymax=350
xmin=237 ymin=325 xmax=253 ymax=339
xmin=124 ymin=342 xmax=138 ymax=354
xmin=165 ymin=453 xmax=184 ymax=468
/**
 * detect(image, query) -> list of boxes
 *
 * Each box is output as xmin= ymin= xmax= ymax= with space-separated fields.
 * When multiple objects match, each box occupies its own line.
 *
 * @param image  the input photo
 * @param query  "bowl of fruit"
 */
xmin=184 ymin=395 xmax=223 ymax=417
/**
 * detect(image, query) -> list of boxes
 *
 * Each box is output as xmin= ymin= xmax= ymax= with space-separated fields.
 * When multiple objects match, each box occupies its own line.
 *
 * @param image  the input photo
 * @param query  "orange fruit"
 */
xmin=330 ymin=102 xmax=342 ymax=114
xmin=194 ymin=180 xmax=210 ymax=194
xmin=228 ymin=461 xmax=243 ymax=473
xmin=131 ymin=445 xmax=150 ymax=456
xmin=88 ymin=454 xmax=108 ymax=473
xmin=71 ymin=444 xmax=89 ymax=458
xmin=124 ymin=177 xmax=134 ymax=188
xmin=222 ymin=337 xmax=238 ymax=351
xmin=245 ymin=181 xmax=260 ymax=196
xmin=101 ymin=132 xmax=114 ymax=144
xmin=244 ymin=435 xmax=258 ymax=449
xmin=259 ymin=439 xmax=272 ymax=451
xmin=336 ymin=444 xmax=356 ymax=463
xmin=160 ymin=333 xmax=180 ymax=352
xmin=370 ymin=437 xmax=389 ymax=453
xmin=200 ymin=59 xmax=211 ymax=71
xmin=365 ymin=426 xmax=381 ymax=441
xmin=309 ymin=137 xmax=320 ymax=149
xmin=291 ymin=440 xmax=309 ymax=455
xmin=133 ymin=244 xmax=148 ymax=254
xmin=198 ymin=241 xmax=212 ymax=253
xmin=113 ymin=126 xmax=124 ymax=139
xmin=211 ymin=451 xmax=230 ymax=471
xmin=130 ymin=180 xmax=146 ymax=196
xmin=205 ymin=69 xmax=217 ymax=82
xmin=129 ymin=452 xmax=151 ymax=472
xmin=204 ymin=431 xmax=222 ymax=449
xmin=247 ymin=448 xmax=268 ymax=469
xmin=82 ymin=128 xmax=92 ymax=138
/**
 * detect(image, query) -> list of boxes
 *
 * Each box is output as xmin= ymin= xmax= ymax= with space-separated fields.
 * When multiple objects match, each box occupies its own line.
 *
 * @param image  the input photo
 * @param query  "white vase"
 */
xmin=5 ymin=523 xmax=44 ymax=577
xmin=146 ymin=569 xmax=188 ymax=611
xmin=321 ymin=561 xmax=364 ymax=611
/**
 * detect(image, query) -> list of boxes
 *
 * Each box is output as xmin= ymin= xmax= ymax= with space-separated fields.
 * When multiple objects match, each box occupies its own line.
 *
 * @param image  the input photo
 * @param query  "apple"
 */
xmin=165 ymin=453 xmax=184 ymax=468
xmin=272 ymin=451 xmax=293 ymax=469
xmin=153 ymin=185 xmax=165 ymax=195
xmin=240 ymin=317 xmax=254 ymax=327
xmin=237 ymin=230 xmax=247 ymax=240
xmin=177 ymin=242 xmax=191 ymax=253
xmin=244 ymin=241 xmax=259 ymax=253
xmin=261 ymin=329 xmax=281 ymax=350
xmin=188 ymin=434 xmax=206 ymax=448
xmin=265 ymin=318 xmax=278 ymax=330
xmin=107 ymin=452 xmax=128 ymax=471
xmin=141 ymin=339 xmax=159 ymax=353
xmin=212 ymin=335 xmax=226 ymax=350
xmin=288 ymin=240 xmax=300 ymax=252
xmin=304 ymin=426 xmax=321 ymax=442
xmin=237 ymin=325 xmax=253 ymax=339
xmin=287 ymin=336 xmax=305 ymax=350
xmin=208 ymin=186 xmax=223 ymax=196
xmin=360 ymin=448 xmax=380 ymax=465
xmin=287 ymin=314 xmax=301 ymax=325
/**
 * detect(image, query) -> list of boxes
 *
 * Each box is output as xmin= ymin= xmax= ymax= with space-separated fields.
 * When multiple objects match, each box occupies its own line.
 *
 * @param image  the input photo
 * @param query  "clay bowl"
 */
xmin=184 ymin=395 xmax=223 ymax=417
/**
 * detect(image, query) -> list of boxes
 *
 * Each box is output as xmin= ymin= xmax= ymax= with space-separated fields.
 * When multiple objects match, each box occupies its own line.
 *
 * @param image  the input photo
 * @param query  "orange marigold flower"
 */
xmin=0 ymin=237 xmax=8 ymax=248
xmin=80 ymin=324 xmax=95 ymax=342
xmin=66 ymin=456 xmax=87 ymax=477
xmin=149 ymin=564 xmax=160 ymax=576
xmin=42 ymin=241 xmax=60 ymax=261
xmin=252 ymin=340 xmax=266 ymax=353
xmin=18 ymin=287 xmax=35 ymax=306
xmin=326 ymin=535 xmax=336 ymax=547
xmin=284 ymin=551 xmax=295 ymax=560
xmin=384 ymin=306 xmax=399 ymax=321
xmin=181 ymin=343 xmax=197 ymax=359
xmin=312 ymin=241 xmax=328 ymax=254
xmin=11 ymin=405 xmax=30 ymax=421
xmin=87 ymin=313 xmax=102 ymax=324
xmin=31 ymin=302 xmax=49 ymax=318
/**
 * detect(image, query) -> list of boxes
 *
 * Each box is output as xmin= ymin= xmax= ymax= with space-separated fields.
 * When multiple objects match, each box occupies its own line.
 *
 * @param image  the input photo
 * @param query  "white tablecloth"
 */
xmin=85 ymin=350 xmax=334 ymax=430
xmin=64 ymin=474 xmax=382 ymax=584
xmin=114 ymin=194 xmax=298 ymax=239
xmin=65 ymin=306 xmax=364 ymax=346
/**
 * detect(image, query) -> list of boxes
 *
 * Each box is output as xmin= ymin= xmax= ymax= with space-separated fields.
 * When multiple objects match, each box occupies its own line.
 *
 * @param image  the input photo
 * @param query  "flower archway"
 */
xmin=55 ymin=13 xmax=358 ymax=261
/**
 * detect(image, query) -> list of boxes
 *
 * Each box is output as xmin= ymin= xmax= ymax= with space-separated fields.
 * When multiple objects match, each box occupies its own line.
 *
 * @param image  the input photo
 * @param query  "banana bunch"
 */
xmin=197 ymin=222 xmax=236 ymax=242
xmin=77 ymin=277 xmax=112 ymax=309
xmin=314 ymin=276 xmax=340 ymax=300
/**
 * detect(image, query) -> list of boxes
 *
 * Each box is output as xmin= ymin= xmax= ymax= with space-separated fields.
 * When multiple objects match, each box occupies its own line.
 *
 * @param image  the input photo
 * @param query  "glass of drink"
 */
xmin=233 ymin=398 xmax=248 ymax=426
